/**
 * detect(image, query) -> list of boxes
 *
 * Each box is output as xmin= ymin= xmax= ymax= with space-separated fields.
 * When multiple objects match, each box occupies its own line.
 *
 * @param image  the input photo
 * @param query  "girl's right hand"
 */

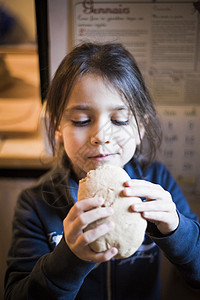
xmin=63 ymin=197 xmax=118 ymax=262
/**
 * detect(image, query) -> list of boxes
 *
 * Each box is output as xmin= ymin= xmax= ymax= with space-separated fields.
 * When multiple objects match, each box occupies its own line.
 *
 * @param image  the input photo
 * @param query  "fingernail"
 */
xmin=111 ymin=247 xmax=118 ymax=255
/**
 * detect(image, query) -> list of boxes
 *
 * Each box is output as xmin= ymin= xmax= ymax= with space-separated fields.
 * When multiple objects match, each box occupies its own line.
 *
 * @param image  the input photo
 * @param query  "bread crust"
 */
xmin=78 ymin=165 xmax=147 ymax=259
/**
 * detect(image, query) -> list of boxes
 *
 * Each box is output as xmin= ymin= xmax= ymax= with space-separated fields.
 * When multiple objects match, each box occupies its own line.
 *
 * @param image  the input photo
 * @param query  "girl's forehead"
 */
xmin=65 ymin=74 xmax=129 ymax=110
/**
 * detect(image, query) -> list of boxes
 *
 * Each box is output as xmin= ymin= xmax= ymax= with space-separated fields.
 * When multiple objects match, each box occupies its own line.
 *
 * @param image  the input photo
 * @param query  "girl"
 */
xmin=5 ymin=43 xmax=200 ymax=299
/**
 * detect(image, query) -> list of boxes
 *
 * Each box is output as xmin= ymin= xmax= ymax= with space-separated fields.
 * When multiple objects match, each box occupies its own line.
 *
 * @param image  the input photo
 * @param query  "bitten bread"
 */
xmin=78 ymin=165 xmax=147 ymax=259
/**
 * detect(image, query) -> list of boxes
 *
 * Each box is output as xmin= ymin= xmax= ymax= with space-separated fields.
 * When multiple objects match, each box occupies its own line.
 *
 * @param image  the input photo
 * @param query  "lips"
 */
xmin=88 ymin=153 xmax=115 ymax=160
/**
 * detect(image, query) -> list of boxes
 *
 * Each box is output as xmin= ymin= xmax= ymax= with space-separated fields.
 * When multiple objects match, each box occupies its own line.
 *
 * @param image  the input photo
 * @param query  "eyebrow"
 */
xmin=65 ymin=105 xmax=91 ymax=112
xmin=65 ymin=105 xmax=129 ymax=112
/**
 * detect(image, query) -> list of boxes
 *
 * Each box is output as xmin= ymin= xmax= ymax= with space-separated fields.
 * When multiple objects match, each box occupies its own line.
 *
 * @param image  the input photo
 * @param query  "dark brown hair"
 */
xmin=45 ymin=42 xmax=162 ymax=166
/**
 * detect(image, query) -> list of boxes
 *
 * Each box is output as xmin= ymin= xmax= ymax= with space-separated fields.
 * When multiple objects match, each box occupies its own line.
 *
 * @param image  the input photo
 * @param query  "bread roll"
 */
xmin=78 ymin=165 xmax=147 ymax=259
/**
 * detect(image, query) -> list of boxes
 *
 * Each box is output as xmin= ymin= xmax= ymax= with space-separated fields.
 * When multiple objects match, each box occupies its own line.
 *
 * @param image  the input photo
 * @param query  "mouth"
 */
xmin=88 ymin=153 xmax=116 ymax=161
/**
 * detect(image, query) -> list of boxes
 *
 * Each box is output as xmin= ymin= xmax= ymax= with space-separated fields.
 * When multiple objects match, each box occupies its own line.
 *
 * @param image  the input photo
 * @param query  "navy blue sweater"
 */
xmin=4 ymin=160 xmax=200 ymax=299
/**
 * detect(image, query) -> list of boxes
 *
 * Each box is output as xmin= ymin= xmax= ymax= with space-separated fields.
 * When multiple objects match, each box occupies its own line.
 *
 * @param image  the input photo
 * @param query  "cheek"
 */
xmin=124 ymin=136 xmax=137 ymax=156
xmin=117 ymin=125 xmax=140 ymax=147
xmin=61 ymin=127 xmax=88 ymax=156
xmin=130 ymin=124 xmax=141 ymax=146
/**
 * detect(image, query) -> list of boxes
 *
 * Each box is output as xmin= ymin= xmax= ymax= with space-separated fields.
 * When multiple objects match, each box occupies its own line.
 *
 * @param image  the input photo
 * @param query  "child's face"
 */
xmin=59 ymin=74 xmax=144 ymax=179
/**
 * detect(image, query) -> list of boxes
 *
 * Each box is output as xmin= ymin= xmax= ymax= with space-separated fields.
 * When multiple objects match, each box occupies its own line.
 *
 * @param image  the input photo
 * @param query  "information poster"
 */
xmin=73 ymin=0 xmax=200 ymax=193
xmin=157 ymin=105 xmax=200 ymax=193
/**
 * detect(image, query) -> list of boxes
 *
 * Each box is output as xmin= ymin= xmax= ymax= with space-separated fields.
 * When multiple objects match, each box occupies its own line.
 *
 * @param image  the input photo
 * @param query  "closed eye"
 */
xmin=112 ymin=119 xmax=129 ymax=126
xmin=71 ymin=119 xmax=90 ymax=126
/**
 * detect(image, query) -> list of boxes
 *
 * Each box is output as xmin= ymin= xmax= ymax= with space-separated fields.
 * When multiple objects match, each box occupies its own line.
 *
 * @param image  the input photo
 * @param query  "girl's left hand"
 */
xmin=123 ymin=180 xmax=179 ymax=235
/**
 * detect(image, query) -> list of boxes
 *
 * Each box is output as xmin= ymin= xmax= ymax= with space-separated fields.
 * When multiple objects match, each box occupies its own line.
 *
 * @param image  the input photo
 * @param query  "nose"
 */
xmin=90 ymin=121 xmax=112 ymax=145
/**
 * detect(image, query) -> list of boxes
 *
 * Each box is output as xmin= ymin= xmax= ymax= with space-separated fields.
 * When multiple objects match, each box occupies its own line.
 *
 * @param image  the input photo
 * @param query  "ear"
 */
xmin=55 ymin=126 xmax=63 ymax=143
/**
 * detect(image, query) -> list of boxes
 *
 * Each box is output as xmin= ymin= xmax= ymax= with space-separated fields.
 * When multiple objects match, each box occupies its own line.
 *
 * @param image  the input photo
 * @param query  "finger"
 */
xmin=68 ymin=206 xmax=114 ymax=239
xmin=89 ymin=247 xmax=118 ymax=263
xmin=124 ymin=179 xmax=164 ymax=191
xmin=67 ymin=197 xmax=104 ymax=222
xmin=142 ymin=211 xmax=173 ymax=223
xmin=124 ymin=179 xmax=153 ymax=187
xmin=77 ymin=220 xmax=115 ymax=247
xmin=132 ymin=199 xmax=176 ymax=213
xmin=123 ymin=184 xmax=170 ymax=201
xmin=141 ymin=211 xmax=179 ymax=234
